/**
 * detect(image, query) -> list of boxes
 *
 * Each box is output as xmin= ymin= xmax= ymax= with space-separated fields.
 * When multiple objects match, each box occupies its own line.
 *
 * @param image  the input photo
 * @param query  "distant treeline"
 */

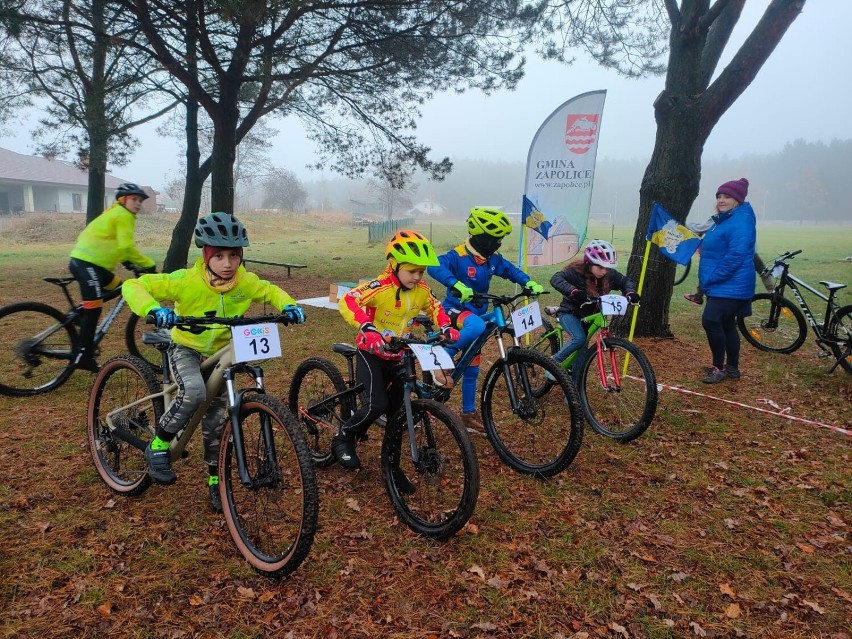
xmin=304 ymin=139 xmax=851 ymax=224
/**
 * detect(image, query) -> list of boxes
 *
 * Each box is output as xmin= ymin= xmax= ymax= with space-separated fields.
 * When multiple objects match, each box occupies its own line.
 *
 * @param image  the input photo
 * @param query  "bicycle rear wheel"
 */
xmin=481 ymin=348 xmax=583 ymax=478
xmin=738 ymin=293 xmax=807 ymax=353
xmin=288 ymin=357 xmax=351 ymax=467
xmin=0 ymin=302 xmax=78 ymax=396
xmin=87 ymin=355 xmax=163 ymax=496
xmin=220 ymin=394 xmax=318 ymax=578
xmin=574 ymin=337 xmax=657 ymax=443
xmin=125 ymin=313 xmax=163 ymax=370
xmin=381 ymin=398 xmax=479 ymax=540
xmin=827 ymin=304 xmax=852 ymax=373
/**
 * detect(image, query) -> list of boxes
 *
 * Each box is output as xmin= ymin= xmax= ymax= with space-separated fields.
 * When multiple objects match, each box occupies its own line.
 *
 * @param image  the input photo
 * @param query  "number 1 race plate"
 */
xmin=409 ymin=344 xmax=455 ymax=371
xmin=511 ymin=301 xmax=542 ymax=338
xmin=231 ymin=323 xmax=282 ymax=363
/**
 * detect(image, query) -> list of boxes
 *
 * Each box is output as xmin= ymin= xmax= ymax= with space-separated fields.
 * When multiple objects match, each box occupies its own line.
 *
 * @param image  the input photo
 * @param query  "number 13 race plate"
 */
xmin=231 ymin=324 xmax=282 ymax=363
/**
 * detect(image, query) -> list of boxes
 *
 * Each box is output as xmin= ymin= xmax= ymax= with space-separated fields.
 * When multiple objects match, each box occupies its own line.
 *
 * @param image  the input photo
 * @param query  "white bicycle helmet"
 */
xmin=584 ymin=239 xmax=618 ymax=267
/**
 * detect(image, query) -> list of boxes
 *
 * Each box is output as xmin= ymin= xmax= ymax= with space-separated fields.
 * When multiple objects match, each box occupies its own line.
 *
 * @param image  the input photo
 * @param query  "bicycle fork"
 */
xmin=224 ymin=364 xmax=273 ymax=488
xmin=594 ymin=333 xmax=621 ymax=391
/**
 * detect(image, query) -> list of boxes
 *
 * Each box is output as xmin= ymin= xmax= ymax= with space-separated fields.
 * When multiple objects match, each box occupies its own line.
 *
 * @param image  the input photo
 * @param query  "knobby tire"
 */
xmin=738 ymin=293 xmax=807 ymax=354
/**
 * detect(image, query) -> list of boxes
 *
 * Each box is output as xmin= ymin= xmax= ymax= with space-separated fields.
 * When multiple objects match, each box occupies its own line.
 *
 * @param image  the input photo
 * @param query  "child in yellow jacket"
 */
xmin=123 ymin=212 xmax=305 ymax=512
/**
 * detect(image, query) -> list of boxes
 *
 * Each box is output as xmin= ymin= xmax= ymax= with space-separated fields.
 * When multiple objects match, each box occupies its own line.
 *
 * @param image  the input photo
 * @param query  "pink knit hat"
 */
xmin=716 ymin=178 xmax=749 ymax=203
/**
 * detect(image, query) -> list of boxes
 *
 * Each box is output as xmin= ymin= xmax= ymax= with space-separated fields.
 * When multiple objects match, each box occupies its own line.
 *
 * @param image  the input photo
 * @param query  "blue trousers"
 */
xmin=553 ymin=313 xmax=586 ymax=364
xmin=444 ymin=312 xmax=486 ymax=415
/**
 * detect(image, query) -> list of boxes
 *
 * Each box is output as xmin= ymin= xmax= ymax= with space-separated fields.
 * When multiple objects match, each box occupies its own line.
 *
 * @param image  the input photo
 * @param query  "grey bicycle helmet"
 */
xmin=194 ymin=212 xmax=250 ymax=248
xmin=115 ymin=182 xmax=148 ymax=200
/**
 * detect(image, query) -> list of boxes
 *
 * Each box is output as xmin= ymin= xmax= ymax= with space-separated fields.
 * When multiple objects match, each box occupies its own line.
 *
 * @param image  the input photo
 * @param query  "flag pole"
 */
xmin=622 ymin=239 xmax=652 ymax=375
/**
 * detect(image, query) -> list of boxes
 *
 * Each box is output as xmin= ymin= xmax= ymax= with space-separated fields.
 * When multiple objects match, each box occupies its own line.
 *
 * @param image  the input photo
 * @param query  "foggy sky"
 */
xmin=2 ymin=1 xmax=850 ymax=191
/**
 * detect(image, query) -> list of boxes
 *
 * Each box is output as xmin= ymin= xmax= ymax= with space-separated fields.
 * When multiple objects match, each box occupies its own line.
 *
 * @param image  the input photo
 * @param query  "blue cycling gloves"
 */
xmin=282 ymin=304 xmax=306 ymax=324
xmin=149 ymin=307 xmax=176 ymax=328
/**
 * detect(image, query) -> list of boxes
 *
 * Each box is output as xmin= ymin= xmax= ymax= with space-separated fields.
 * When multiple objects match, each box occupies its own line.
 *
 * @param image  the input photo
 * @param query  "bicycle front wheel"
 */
xmin=220 ymin=394 xmax=318 ymax=578
xmin=574 ymin=337 xmax=658 ymax=443
xmin=0 ymin=302 xmax=78 ymax=396
xmin=87 ymin=355 xmax=163 ymax=496
xmin=738 ymin=293 xmax=807 ymax=354
xmin=827 ymin=304 xmax=852 ymax=373
xmin=288 ymin=357 xmax=351 ymax=467
xmin=481 ymin=348 xmax=583 ymax=478
xmin=381 ymin=398 xmax=479 ymax=540
xmin=125 ymin=313 xmax=164 ymax=370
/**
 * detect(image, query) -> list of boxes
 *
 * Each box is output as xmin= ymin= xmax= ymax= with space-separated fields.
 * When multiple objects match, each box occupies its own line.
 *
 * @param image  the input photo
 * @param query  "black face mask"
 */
xmin=470 ymin=234 xmax=502 ymax=258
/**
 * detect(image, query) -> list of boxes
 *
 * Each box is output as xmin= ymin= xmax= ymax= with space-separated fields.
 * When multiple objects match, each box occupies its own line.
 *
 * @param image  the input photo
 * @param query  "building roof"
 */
xmin=0 ymin=147 xmax=126 ymax=188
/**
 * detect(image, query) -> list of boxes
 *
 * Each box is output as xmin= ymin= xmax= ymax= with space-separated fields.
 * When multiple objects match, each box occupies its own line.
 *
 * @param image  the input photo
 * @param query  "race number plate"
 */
xmin=409 ymin=344 xmax=455 ymax=371
xmin=511 ymin=301 xmax=543 ymax=337
xmin=231 ymin=323 xmax=282 ymax=363
xmin=600 ymin=294 xmax=629 ymax=316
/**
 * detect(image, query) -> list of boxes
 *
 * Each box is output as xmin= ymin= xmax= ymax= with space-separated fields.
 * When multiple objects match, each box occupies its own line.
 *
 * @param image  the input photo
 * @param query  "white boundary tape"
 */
xmin=657 ymin=381 xmax=851 ymax=437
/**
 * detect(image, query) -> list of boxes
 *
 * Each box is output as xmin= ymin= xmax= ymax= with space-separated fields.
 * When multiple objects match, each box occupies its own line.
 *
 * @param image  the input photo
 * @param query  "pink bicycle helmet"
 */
xmin=584 ymin=239 xmax=618 ymax=267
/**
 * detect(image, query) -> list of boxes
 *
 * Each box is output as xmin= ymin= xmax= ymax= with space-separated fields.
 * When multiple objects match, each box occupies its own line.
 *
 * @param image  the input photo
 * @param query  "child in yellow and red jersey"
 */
xmin=336 ymin=230 xmax=459 ymax=484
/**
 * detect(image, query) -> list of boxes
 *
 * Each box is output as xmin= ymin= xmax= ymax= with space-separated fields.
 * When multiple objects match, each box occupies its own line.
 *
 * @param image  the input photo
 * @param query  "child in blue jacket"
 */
xmin=428 ymin=207 xmax=544 ymax=430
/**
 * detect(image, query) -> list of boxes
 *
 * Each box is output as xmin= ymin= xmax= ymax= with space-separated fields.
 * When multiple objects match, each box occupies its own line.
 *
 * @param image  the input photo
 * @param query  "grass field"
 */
xmin=1 ymin=211 xmax=850 ymax=638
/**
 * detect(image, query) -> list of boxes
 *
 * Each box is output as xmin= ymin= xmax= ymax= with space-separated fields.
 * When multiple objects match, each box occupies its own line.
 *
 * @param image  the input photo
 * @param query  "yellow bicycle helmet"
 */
xmin=385 ymin=229 xmax=440 ymax=267
xmin=467 ymin=207 xmax=513 ymax=237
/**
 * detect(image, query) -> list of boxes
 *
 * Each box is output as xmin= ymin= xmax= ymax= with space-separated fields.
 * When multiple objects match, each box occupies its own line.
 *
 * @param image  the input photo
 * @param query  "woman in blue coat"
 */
xmin=697 ymin=178 xmax=756 ymax=383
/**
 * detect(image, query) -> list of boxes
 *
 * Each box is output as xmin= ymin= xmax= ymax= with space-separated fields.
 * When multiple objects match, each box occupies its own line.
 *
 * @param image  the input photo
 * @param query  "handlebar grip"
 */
xmin=789 ymin=250 xmax=802 ymax=258
xmin=145 ymin=313 xmax=156 ymax=325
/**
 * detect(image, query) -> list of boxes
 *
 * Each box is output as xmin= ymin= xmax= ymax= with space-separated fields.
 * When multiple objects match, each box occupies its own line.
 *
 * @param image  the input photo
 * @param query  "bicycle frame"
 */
xmin=40 ymin=278 xmax=127 ymax=354
xmin=774 ymin=266 xmax=834 ymax=338
xmin=105 ymin=338 xmax=268 ymax=488
xmin=547 ymin=310 xmax=623 ymax=388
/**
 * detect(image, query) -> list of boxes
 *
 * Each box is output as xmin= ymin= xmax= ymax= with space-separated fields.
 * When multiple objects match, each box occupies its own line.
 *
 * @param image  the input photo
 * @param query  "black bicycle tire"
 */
xmin=827 ymin=304 xmax=852 ymax=373
xmin=525 ymin=318 xmax=561 ymax=398
xmin=673 ymin=259 xmax=692 ymax=286
xmin=738 ymin=293 xmax=807 ymax=354
xmin=220 ymin=394 xmax=318 ymax=578
xmin=481 ymin=347 xmax=584 ymax=478
xmin=288 ymin=356 xmax=351 ymax=467
xmin=0 ymin=301 xmax=79 ymax=396
xmin=87 ymin=355 xmax=162 ymax=496
xmin=381 ymin=398 xmax=479 ymax=540
xmin=125 ymin=312 xmax=163 ymax=370
xmin=574 ymin=337 xmax=657 ymax=443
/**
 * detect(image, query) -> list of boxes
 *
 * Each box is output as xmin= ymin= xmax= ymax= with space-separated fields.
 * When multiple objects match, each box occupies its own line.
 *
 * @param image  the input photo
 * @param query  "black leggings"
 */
xmin=701 ymin=297 xmax=750 ymax=370
xmin=342 ymin=349 xmax=404 ymax=437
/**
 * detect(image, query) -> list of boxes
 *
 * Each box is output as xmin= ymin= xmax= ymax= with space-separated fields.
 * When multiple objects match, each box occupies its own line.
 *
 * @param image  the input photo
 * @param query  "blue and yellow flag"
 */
xmin=522 ymin=196 xmax=552 ymax=240
xmin=646 ymin=203 xmax=702 ymax=266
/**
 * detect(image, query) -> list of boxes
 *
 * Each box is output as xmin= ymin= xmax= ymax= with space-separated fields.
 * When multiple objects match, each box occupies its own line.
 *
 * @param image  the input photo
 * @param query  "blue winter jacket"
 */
xmin=428 ymin=243 xmax=530 ymax=316
xmin=698 ymin=202 xmax=757 ymax=300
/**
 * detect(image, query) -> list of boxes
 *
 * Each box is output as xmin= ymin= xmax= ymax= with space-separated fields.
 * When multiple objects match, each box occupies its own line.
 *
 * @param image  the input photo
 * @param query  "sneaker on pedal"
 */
xmin=544 ymin=370 xmax=557 ymax=383
xmin=431 ymin=368 xmax=454 ymax=389
xmin=73 ymin=349 xmax=100 ymax=373
xmin=461 ymin=411 xmax=484 ymax=433
xmin=683 ymin=293 xmax=704 ymax=306
xmin=208 ymin=482 xmax=223 ymax=514
xmin=144 ymin=442 xmax=177 ymax=485
xmin=391 ymin=466 xmax=416 ymax=496
xmin=332 ymin=434 xmax=361 ymax=470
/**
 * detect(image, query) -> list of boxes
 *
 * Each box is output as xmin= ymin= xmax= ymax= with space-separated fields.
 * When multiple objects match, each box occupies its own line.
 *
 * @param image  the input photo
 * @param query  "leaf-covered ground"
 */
xmin=1 ymin=272 xmax=850 ymax=639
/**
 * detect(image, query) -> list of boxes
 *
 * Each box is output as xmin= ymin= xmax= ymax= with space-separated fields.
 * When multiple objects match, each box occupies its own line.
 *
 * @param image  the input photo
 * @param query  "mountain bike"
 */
xmin=87 ymin=312 xmax=318 ymax=578
xmin=0 ymin=270 xmax=156 ymax=396
xmin=737 ymin=249 xmax=851 ymax=373
xmin=288 ymin=333 xmax=479 ymax=540
xmin=527 ymin=295 xmax=658 ymax=443
xmin=290 ymin=290 xmax=583 ymax=481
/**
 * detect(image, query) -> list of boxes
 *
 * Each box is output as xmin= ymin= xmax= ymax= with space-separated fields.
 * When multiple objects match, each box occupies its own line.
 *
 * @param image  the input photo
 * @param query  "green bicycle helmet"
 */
xmin=194 ymin=212 xmax=250 ymax=248
xmin=385 ymin=229 xmax=439 ymax=267
xmin=467 ymin=207 xmax=512 ymax=237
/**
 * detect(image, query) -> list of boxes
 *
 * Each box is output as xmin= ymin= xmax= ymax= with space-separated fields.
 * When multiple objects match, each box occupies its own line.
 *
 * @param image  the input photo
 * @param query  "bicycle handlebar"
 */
xmin=450 ymin=287 xmax=547 ymax=307
xmin=762 ymin=249 xmax=802 ymax=275
xmin=145 ymin=312 xmax=297 ymax=331
xmin=384 ymin=332 xmax=444 ymax=353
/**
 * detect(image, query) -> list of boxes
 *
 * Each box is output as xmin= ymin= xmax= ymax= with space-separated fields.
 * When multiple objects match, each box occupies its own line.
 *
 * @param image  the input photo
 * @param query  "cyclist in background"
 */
xmin=68 ymin=182 xmax=157 ymax=372
xmin=336 ymin=230 xmax=459 ymax=487
xmin=549 ymin=239 xmax=639 ymax=370
xmin=123 ymin=212 xmax=306 ymax=512
xmin=428 ymin=207 xmax=544 ymax=432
